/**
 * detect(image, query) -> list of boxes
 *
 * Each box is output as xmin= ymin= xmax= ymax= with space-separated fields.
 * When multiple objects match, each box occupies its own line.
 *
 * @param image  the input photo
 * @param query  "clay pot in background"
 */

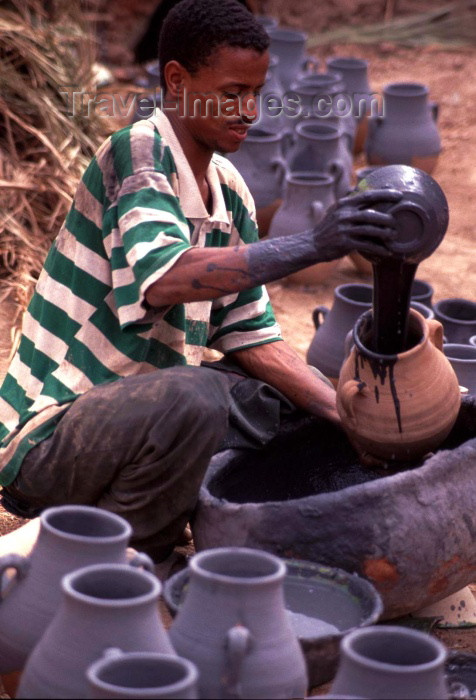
xmin=256 ymin=14 xmax=279 ymax=32
xmin=443 ymin=344 xmax=476 ymax=395
xmin=365 ymin=82 xmax=441 ymax=174
xmin=410 ymin=278 xmax=434 ymax=308
xmin=169 ymin=547 xmax=308 ymax=699
xmin=330 ymin=626 xmax=448 ymax=699
xmin=287 ymin=121 xmax=352 ymax=198
xmin=17 ymin=564 xmax=174 ymax=699
xmin=0 ymin=505 xmax=153 ymax=675
xmin=227 ymin=128 xmax=287 ymax=209
xmin=307 ymin=283 xmax=373 ymax=382
xmin=269 ymin=171 xmax=339 ymax=286
xmin=255 ymin=55 xmax=291 ymax=141
xmin=86 ymin=650 xmax=199 ymax=699
xmin=434 ymin=298 xmax=476 ymax=343
xmin=267 ymin=28 xmax=309 ymax=91
xmin=337 ymin=309 xmax=461 ymax=463
xmin=326 ymin=57 xmax=374 ymax=155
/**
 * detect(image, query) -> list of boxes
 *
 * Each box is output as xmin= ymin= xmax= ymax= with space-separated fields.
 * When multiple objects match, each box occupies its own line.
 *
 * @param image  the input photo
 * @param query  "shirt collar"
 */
xmin=152 ymin=109 xmax=229 ymax=225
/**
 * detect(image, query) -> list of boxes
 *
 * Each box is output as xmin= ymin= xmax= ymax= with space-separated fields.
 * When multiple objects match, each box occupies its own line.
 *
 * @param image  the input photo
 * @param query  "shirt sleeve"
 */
xmin=206 ymin=165 xmax=282 ymax=354
xmin=114 ymin=168 xmax=192 ymax=329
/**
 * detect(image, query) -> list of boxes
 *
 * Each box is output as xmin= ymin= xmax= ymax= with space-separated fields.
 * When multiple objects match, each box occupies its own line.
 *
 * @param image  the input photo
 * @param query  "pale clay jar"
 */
xmin=337 ymin=308 xmax=461 ymax=462
xmin=0 ymin=505 xmax=153 ymax=674
xmin=268 ymin=171 xmax=339 ymax=286
xmin=17 ymin=563 xmax=175 ymax=699
xmin=169 ymin=547 xmax=308 ymax=699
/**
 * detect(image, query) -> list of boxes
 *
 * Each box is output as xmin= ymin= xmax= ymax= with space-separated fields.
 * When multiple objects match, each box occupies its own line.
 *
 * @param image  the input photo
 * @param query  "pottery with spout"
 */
xmin=17 ymin=563 xmax=175 ymax=699
xmin=337 ymin=308 xmax=461 ymax=463
xmin=269 ymin=171 xmax=339 ymax=286
xmin=169 ymin=547 xmax=308 ymax=699
xmin=0 ymin=505 xmax=153 ymax=674
xmin=365 ymin=82 xmax=441 ymax=174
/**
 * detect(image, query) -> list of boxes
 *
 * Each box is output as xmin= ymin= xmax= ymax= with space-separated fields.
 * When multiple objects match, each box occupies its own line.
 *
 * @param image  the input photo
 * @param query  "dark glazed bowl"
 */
xmin=163 ymin=558 xmax=383 ymax=688
xmin=356 ymin=164 xmax=449 ymax=263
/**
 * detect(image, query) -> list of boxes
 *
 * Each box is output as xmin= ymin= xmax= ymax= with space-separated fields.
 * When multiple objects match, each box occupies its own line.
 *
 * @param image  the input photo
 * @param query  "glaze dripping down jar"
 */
xmin=337 ymin=308 xmax=461 ymax=463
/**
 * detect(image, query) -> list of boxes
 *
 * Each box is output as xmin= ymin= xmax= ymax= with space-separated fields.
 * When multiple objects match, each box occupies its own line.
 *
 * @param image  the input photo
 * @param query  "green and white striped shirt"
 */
xmin=0 ymin=109 xmax=281 ymax=485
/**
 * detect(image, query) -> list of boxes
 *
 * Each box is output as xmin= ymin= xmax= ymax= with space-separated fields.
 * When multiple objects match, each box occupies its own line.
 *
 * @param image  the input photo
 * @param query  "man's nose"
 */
xmin=240 ymin=94 xmax=258 ymax=123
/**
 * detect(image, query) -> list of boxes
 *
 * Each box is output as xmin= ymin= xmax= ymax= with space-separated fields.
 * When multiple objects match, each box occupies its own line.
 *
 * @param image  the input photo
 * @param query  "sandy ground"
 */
xmin=0 ymin=2 xmax=475 ymax=691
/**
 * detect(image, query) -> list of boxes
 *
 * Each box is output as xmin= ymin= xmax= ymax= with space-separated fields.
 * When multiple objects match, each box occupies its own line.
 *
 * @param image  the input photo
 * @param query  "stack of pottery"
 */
xmin=326 ymin=57 xmax=374 ymax=155
xmin=365 ymin=82 xmax=441 ymax=174
xmin=268 ymin=171 xmax=339 ymax=285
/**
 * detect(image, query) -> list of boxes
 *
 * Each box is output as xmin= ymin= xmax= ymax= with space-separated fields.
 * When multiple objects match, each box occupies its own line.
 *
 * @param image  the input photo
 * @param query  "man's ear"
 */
xmin=163 ymin=60 xmax=188 ymax=98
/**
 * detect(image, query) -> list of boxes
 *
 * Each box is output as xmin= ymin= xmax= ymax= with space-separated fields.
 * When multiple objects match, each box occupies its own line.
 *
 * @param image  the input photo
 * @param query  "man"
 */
xmin=0 ymin=0 xmax=400 ymax=562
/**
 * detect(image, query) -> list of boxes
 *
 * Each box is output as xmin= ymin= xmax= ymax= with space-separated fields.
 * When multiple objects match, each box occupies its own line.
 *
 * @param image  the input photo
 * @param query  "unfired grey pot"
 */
xmin=192 ymin=397 xmax=476 ymax=620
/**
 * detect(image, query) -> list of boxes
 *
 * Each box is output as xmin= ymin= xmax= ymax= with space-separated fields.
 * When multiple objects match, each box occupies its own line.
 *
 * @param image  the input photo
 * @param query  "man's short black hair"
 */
xmin=158 ymin=0 xmax=270 ymax=90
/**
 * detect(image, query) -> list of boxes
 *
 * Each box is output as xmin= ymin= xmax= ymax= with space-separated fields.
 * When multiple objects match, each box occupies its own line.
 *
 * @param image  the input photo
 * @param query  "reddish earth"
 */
xmin=0 ymin=0 xmax=475 ymax=693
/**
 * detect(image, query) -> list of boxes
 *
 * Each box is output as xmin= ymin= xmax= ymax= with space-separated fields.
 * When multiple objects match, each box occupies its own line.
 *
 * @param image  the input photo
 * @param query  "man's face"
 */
xmin=176 ymin=45 xmax=269 ymax=154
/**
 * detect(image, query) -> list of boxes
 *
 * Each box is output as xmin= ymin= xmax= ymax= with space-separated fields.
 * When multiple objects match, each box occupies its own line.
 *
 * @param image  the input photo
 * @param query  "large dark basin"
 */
xmin=193 ymin=396 xmax=476 ymax=618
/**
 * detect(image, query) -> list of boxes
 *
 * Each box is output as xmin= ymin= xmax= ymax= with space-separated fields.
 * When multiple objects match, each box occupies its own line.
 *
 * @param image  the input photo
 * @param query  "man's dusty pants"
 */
xmin=2 ymin=366 xmax=230 ymax=562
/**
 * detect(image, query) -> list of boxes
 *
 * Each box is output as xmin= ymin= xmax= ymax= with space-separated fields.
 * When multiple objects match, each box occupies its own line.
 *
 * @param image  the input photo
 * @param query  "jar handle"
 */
xmin=329 ymin=160 xmax=345 ymax=198
xmin=427 ymin=319 xmax=444 ymax=352
xmin=224 ymin=624 xmax=252 ymax=695
xmin=311 ymin=200 xmax=325 ymax=224
xmin=312 ymin=305 xmax=329 ymax=329
xmin=271 ymin=156 xmax=289 ymax=189
xmin=127 ymin=550 xmax=155 ymax=573
xmin=338 ymin=379 xmax=367 ymax=430
xmin=0 ymin=554 xmax=30 ymax=601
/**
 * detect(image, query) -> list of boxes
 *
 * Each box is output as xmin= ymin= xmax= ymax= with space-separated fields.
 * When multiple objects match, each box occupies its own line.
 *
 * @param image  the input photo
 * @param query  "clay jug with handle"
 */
xmin=269 ymin=171 xmax=339 ymax=286
xmin=17 ymin=563 xmax=175 ymax=699
xmin=227 ymin=128 xmax=287 ymax=208
xmin=287 ymin=122 xmax=351 ymax=198
xmin=365 ymin=82 xmax=441 ymax=174
xmin=169 ymin=547 xmax=308 ymax=699
xmin=0 ymin=505 xmax=153 ymax=674
xmin=337 ymin=308 xmax=461 ymax=463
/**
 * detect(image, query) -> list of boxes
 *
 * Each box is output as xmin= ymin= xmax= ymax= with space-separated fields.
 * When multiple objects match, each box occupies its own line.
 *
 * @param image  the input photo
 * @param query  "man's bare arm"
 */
xmin=230 ymin=340 xmax=340 ymax=425
xmin=145 ymin=189 xmax=401 ymax=307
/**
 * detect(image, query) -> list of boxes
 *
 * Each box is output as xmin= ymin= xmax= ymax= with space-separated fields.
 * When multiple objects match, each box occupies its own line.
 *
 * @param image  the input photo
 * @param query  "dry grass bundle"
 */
xmin=308 ymin=0 xmax=476 ymax=47
xmin=0 ymin=0 xmax=105 ymax=338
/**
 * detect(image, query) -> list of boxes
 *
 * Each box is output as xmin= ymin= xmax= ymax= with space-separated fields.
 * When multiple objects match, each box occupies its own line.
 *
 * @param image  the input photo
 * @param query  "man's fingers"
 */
xmin=346 ymin=225 xmax=398 ymax=242
xmin=339 ymin=209 xmax=398 ymax=227
xmin=339 ymin=188 xmax=403 ymax=208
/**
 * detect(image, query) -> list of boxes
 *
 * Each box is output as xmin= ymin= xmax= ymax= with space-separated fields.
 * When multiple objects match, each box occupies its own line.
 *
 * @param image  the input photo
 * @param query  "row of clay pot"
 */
xmin=0 ymin=502 xmax=456 ymax=698
xmin=0 ymin=506 xmax=309 ymax=698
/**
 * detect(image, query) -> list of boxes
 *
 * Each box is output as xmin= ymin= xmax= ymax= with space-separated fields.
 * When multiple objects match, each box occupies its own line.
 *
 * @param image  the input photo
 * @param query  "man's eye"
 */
xmin=223 ymin=92 xmax=239 ymax=100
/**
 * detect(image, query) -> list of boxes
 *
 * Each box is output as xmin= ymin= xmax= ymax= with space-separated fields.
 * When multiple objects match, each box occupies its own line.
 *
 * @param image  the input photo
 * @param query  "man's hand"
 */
xmin=311 ymin=188 xmax=403 ymax=262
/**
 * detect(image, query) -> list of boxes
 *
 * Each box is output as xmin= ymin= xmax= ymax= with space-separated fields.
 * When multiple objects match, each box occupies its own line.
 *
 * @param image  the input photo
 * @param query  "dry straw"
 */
xmin=0 ymin=0 xmax=105 ymax=345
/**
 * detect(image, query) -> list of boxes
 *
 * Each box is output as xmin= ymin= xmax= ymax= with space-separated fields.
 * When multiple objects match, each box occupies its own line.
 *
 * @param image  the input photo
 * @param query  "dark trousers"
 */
xmin=2 ymin=366 xmax=231 ymax=562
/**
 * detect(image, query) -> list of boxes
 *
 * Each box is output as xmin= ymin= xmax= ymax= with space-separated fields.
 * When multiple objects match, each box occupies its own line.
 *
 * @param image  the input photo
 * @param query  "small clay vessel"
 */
xmin=0 ymin=505 xmax=153 ymax=674
xmin=256 ymin=15 xmax=279 ymax=32
xmin=307 ymin=283 xmax=373 ymax=381
xmin=337 ymin=308 xmax=461 ymax=462
xmin=434 ymin=298 xmax=476 ymax=343
xmin=227 ymin=128 xmax=287 ymax=208
xmin=268 ymin=28 xmax=310 ymax=90
xmin=326 ymin=57 xmax=374 ymax=155
xmin=256 ymin=55 xmax=291 ymax=141
xmin=330 ymin=626 xmax=449 ymax=699
xmin=268 ymin=171 xmax=339 ymax=286
xmin=169 ymin=547 xmax=308 ymax=699
xmin=365 ymin=82 xmax=441 ymax=174
xmin=443 ymin=343 xmax=476 ymax=395
xmin=86 ymin=649 xmax=199 ymax=699
xmin=17 ymin=564 xmax=175 ymax=699
xmin=287 ymin=121 xmax=352 ymax=198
